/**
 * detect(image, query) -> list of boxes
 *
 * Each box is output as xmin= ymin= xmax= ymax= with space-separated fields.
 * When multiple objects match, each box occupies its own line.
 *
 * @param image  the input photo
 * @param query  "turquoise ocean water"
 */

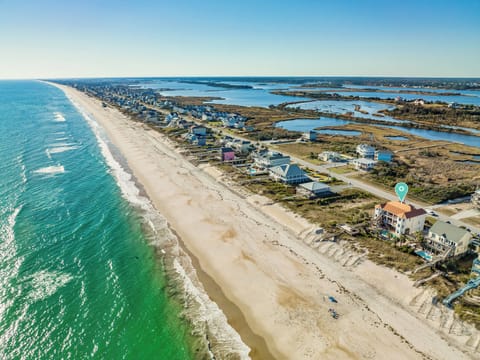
xmin=0 ymin=81 xmax=196 ymax=359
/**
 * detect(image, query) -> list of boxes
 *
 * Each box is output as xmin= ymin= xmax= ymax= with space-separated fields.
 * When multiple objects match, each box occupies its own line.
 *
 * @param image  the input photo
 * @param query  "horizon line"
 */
xmin=2 ymin=74 xmax=480 ymax=81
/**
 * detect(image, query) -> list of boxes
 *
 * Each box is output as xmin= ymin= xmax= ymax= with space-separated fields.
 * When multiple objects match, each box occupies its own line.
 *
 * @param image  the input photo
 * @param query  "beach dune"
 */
xmin=53 ymin=83 xmax=477 ymax=360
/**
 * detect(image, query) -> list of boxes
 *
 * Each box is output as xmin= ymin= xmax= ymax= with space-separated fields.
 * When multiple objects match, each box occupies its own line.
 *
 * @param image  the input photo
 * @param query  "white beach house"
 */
xmin=253 ymin=150 xmax=291 ymax=169
xmin=374 ymin=201 xmax=426 ymax=237
xmin=319 ymin=151 xmax=341 ymax=162
xmin=269 ymin=164 xmax=310 ymax=184
xmin=356 ymin=144 xmax=375 ymax=159
xmin=424 ymin=221 xmax=472 ymax=257
xmin=352 ymin=158 xmax=377 ymax=171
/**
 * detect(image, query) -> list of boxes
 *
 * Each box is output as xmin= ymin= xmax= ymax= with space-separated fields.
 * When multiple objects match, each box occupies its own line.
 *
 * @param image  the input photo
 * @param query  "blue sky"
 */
xmin=0 ymin=0 xmax=479 ymax=78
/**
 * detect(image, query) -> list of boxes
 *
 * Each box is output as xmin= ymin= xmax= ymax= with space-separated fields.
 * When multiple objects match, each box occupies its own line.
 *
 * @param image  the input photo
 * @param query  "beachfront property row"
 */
xmin=70 ymin=82 xmax=254 ymax=132
xmin=318 ymin=144 xmax=393 ymax=171
xmin=373 ymin=200 xmax=476 ymax=260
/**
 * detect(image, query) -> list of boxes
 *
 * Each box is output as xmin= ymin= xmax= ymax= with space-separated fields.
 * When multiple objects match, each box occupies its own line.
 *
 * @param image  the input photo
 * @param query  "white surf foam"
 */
xmin=20 ymin=163 xmax=27 ymax=184
xmin=66 ymin=96 xmax=150 ymax=209
xmin=0 ymin=206 xmax=24 ymax=321
xmin=48 ymin=146 xmax=78 ymax=154
xmin=63 ymin=90 xmax=251 ymax=359
xmin=33 ymin=165 xmax=65 ymax=175
xmin=17 ymin=156 xmax=27 ymax=184
xmin=173 ymin=259 xmax=250 ymax=358
xmin=54 ymin=112 xmax=66 ymax=122
xmin=0 ymin=206 xmax=23 ymax=255
xmin=26 ymin=270 xmax=73 ymax=302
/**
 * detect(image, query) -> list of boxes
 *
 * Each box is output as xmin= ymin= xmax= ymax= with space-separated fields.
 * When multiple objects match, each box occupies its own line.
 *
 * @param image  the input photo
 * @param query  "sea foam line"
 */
xmin=0 ymin=206 xmax=24 ymax=321
xmin=48 ymin=146 xmax=78 ymax=154
xmin=54 ymin=112 xmax=66 ymax=122
xmin=173 ymin=259 xmax=250 ymax=359
xmin=63 ymin=89 xmax=251 ymax=359
xmin=25 ymin=270 xmax=74 ymax=302
xmin=33 ymin=165 xmax=65 ymax=175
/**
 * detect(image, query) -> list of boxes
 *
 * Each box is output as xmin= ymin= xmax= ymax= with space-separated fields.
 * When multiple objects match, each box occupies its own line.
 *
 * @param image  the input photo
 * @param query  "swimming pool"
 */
xmin=415 ymin=250 xmax=433 ymax=262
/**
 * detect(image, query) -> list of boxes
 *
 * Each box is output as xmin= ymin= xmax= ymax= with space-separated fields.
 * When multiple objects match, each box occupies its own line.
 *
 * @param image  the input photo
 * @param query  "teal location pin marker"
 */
xmin=395 ymin=182 xmax=409 ymax=202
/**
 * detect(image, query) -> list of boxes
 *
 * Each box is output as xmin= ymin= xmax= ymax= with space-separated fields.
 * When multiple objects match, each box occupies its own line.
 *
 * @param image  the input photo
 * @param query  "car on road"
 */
xmin=426 ymin=210 xmax=438 ymax=217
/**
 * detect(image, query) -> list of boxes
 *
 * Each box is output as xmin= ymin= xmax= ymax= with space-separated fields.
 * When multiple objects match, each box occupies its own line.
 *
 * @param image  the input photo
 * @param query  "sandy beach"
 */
xmin=51 ymin=83 xmax=479 ymax=360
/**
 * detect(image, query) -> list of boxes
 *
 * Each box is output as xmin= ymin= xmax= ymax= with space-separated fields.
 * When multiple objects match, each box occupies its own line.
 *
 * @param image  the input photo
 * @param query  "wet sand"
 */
xmin=51 ymin=82 xmax=478 ymax=360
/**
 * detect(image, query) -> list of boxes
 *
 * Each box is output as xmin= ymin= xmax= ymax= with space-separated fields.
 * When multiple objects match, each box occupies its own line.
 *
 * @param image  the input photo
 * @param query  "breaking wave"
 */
xmin=33 ymin=165 xmax=65 ymax=175
xmin=48 ymin=146 xmax=78 ymax=154
xmin=54 ymin=112 xmax=66 ymax=122
xmin=64 ymin=91 xmax=251 ymax=359
xmin=24 ymin=270 xmax=74 ymax=302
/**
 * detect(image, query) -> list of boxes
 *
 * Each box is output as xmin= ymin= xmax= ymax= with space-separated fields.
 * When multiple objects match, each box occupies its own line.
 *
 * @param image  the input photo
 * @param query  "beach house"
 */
xmin=229 ymin=139 xmax=252 ymax=154
xmin=374 ymin=201 xmax=426 ymax=237
xmin=424 ymin=221 xmax=472 ymax=257
xmin=356 ymin=144 xmax=376 ymax=159
xmin=269 ymin=164 xmax=310 ymax=184
xmin=352 ymin=158 xmax=377 ymax=171
xmin=319 ymin=151 xmax=341 ymax=162
xmin=253 ymin=150 xmax=291 ymax=169
xmin=302 ymin=131 xmax=317 ymax=142
xmin=374 ymin=150 xmax=393 ymax=162
xmin=220 ymin=147 xmax=235 ymax=162
xmin=190 ymin=125 xmax=207 ymax=137
xmin=296 ymin=181 xmax=331 ymax=198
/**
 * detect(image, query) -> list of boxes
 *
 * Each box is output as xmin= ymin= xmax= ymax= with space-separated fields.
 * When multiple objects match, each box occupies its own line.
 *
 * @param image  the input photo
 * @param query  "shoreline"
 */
xmin=49 ymin=82 xmax=479 ymax=360
xmin=46 ymin=81 xmax=251 ymax=359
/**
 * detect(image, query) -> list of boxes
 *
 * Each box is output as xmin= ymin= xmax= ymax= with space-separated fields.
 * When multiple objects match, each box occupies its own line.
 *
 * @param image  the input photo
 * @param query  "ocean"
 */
xmin=0 ymin=80 xmax=197 ymax=359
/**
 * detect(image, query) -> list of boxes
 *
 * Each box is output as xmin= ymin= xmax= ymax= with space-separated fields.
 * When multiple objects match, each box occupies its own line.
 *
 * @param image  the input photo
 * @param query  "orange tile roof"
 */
xmin=378 ymin=201 xmax=426 ymax=219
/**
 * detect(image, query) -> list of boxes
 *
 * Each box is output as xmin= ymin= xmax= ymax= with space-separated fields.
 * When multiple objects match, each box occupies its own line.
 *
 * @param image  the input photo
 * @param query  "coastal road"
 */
xmin=290 ymin=155 xmax=480 ymax=234
xmin=147 ymin=102 xmax=480 ymax=235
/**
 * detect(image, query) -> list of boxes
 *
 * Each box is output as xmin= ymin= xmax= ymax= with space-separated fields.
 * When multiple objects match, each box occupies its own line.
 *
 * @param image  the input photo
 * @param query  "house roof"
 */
xmin=357 ymin=144 xmax=375 ymax=152
xmin=429 ymin=221 xmax=471 ymax=244
xmin=375 ymin=150 xmax=393 ymax=155
xmin=270 ymin=164 xmax=307 ymax=178
xmin=299 ymin=181 xmax=330 ymax=192
xmin=375 ymin=201 xmax=426 ymax=219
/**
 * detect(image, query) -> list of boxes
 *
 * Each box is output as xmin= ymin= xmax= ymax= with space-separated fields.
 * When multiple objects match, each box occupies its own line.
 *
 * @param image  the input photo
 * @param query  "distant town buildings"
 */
xmin=374 ymin=201 xmax=426 ymax=237
xmin=185 ymin=125 xmax=208 ymax=145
